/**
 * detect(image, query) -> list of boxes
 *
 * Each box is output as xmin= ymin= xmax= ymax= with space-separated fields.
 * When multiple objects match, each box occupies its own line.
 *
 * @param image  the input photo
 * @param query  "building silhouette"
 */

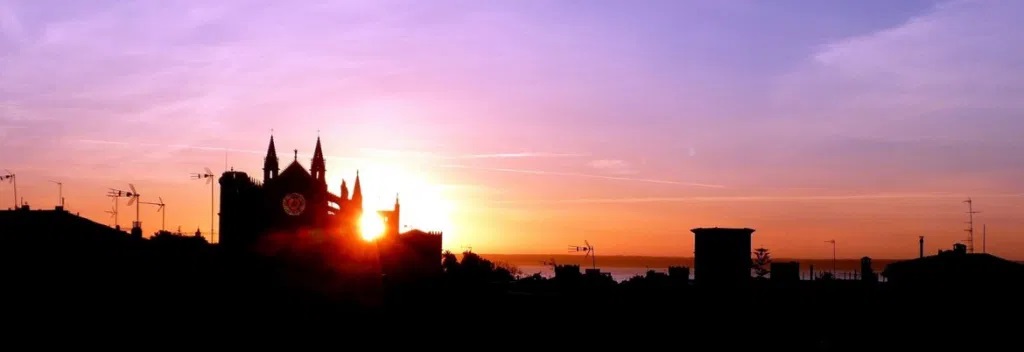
xmin=217 ymin=134 xmax=442 ymax=282
xmin=860 ymin=256 xmax=878 ymax=283
xmin=0 ymin=204 xmax=128 ymax=240
xmin=882 ymin=243 xmax=1024 ymax=288
xmin=691 ymin=227 xmax=754 ymax=287
xmin=770 ymin=261 xmax=800 ymax=282
xmin=219 ymin=135 xmax=366 ymax=249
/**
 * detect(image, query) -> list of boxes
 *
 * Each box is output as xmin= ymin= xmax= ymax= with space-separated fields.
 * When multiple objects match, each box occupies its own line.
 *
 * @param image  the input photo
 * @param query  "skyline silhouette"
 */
xmin=3 ymin=0 xmax=1024 ymax=259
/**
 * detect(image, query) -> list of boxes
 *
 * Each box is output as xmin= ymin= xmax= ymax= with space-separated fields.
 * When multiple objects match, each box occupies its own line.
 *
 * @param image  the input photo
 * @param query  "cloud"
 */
xmin=588 ymin=159 xmax=636 ymax=175
xmin=770 ymin=0 xmax=1024 ymax=134
xmin=498 ymin=193 xmax=1024 ymax=205
xmin=73 ymin=139 xmax=359 ymax=162
xmin=456 ymin=152 xmax=589 ymax=159
xmin=718 ymin=0 xmax=1024 ymax=193
xmin=440 ymin=164 xmax=725 ymax=188
xmin=357 ymin=148 xmax=588 ymax=160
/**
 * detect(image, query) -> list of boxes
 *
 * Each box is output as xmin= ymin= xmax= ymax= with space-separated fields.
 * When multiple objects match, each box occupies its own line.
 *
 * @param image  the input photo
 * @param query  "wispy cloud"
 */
xmin=76 ymin=139 xmax=264 ymax=155
xmin=497 ymin=193 xmax=1024 ymax=205
xmin=358 ymin=148 xmax=588 ymax=160
xmin=455 ymin=152 xmax=589 ymax=159
xmin=588 ymin=159 xmax=636 ymax=175
xmin=74 ymin=139 xmax=359 ymax=161
xmin=440 ymin=164 xmax=725 ymax=188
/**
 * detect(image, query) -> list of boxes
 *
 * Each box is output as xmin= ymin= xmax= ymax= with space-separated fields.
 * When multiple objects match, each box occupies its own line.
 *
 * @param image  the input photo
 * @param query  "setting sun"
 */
xmin=359 ymin=212 xmax=385 ymax=241
xmin=330 ymin=161 xmax=455 ymax=244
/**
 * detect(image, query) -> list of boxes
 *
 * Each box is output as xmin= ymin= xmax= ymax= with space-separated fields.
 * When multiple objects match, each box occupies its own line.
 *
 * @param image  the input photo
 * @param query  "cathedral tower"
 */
xmin=352 ymin=170 xmax=363 ymax=213
xmin=311 ymin=137 xmax=326 ymax=184
xmin=340 ymin=179 xmax=349 ymax=201
xmin=263 ymin=135 xmax=279 ymax=182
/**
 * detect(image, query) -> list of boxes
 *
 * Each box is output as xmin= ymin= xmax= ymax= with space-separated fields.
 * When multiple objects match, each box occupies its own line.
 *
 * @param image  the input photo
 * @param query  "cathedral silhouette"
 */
xmin=217 ymin=134 xmax=442 ymax=283
xmin=218 ymin=135 xmax=374 ymax=248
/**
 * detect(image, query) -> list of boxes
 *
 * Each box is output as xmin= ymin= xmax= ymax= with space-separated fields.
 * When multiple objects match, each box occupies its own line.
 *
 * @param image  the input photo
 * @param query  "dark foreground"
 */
xmin=1 ymin=231 xmax=1021 ymax=350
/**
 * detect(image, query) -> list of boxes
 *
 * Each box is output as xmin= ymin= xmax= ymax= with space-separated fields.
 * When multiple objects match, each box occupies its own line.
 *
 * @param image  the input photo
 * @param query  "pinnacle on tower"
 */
xmin=263 ymin=134 xmax=279 ymax=181
xmin=352 ymin=170 xmax=362 ymax=211
xmin=311 ymin=136 xmax=326 ymax=182
xmin=341 ymin=179 xmax=349 ymax=200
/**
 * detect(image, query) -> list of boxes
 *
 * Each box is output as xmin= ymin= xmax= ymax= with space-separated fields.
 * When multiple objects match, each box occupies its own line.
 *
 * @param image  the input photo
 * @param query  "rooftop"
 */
xmin=691 ymin=227 xmax=756 ymax=234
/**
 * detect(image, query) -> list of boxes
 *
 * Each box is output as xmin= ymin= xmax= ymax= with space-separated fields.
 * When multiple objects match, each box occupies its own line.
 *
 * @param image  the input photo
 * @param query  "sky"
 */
xmin=2 ymin=0 xmax=1024 ymax=260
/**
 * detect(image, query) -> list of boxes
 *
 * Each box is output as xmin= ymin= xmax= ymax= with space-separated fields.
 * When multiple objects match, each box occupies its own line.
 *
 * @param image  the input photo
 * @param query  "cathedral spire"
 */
xmin=262 ymin=134 xmax=279 ymax=182
xmin=352 ymin=170 xmax=362 ymax=211
xmin=340 ymin=179 xmax=349 ymax=200
xmin=311 ymin=136 xmax=326 ymax=182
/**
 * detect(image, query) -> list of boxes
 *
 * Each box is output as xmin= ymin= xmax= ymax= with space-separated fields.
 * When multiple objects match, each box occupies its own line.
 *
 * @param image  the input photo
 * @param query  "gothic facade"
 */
xmin=218 ymin=135 xmax=378 ymax=249
xmin=218 ymin=134 xmax=442 ymax=284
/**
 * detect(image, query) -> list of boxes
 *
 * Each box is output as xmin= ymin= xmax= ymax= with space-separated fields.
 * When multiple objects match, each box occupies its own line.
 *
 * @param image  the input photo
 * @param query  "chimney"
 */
xmin=919 ymin=236 xmax=924 ymax=258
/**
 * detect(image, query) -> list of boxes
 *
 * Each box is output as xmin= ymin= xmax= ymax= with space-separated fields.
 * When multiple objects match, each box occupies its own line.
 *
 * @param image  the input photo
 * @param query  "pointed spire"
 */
xmin=352 ymin=170 xmax=362 ymax=210
xmin=311 ymin=136 xmax=326 ymax=181
xmin=341 ymin=179 xmax=349 ymax=200
xmin=263 ymin=134 xmax=279 ymax=181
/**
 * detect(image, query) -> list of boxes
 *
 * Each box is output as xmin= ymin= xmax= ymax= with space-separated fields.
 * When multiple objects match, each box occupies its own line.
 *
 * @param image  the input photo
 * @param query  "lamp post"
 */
xmin=49 ymin=180 xmax=63 ymax=207
xmin=825 ymin=239 xmax=836 ymax=275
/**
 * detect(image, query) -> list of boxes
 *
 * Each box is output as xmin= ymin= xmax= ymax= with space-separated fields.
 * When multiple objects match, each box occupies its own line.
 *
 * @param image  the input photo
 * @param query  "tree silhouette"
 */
xmin=752 ymin=247 xmax=772 ymax=279
xmin=494 ymin=261 xmax=522 ymax=280
xmin=442 ymin=250 xmax=459 ymax=274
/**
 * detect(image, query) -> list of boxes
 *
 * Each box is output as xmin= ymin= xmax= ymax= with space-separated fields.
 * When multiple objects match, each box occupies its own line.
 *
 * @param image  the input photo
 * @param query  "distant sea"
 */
xmin=477 ymin=254 xmax=900 ymax=282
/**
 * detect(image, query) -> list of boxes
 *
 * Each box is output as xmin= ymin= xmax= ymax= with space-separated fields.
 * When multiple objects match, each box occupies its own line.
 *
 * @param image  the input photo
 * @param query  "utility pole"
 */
xmin=983 ymin=224 xmax=987 ymax=254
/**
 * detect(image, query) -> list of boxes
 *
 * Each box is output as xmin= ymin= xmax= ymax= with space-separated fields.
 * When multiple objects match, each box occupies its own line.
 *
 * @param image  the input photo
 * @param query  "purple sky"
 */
xmin=2 ymin=0 xmax=1023 ymax=259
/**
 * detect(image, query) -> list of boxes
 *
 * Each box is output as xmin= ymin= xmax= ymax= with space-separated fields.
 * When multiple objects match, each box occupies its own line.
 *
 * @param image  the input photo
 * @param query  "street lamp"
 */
xmin=825 ymin=239 xmax=836 ymax=275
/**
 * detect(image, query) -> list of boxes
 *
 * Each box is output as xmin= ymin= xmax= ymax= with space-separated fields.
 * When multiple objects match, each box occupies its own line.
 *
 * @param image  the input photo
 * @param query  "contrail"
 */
xmin=495 ymin=193 xmax=1024 ymax=204
xmin=440 ymin=164 xmax=726 ymax=188
xmin=453 ymin=152 xmax=589 ymax=159
xmin=358 ymin=148 xmax=588 ymax=160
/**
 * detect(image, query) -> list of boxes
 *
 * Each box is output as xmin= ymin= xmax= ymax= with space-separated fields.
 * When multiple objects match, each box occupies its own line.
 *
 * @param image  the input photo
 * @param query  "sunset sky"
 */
xmin=2 ymin=0 xmax=1023 ymax=260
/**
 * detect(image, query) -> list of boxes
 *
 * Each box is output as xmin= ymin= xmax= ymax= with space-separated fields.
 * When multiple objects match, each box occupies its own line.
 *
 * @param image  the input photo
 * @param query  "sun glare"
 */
xmin=327 ymin=161 xmax=454 ymax=243
xmin=360 ymin=212 xmax=385 ymax=241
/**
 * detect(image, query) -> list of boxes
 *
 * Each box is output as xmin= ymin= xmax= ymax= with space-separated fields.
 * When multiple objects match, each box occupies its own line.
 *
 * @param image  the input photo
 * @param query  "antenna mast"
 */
xmin=2 ymin=170 xmax=16 ymax=209
xmin=964 ymin=198 xmax=980 ymax=254
xmin=569 ymin=240 xmax=596 ymax=270
xmin=49 ymin=180 xmax=63 ymax=207
xmin=983 ymin=224 xmax=987 ymax=254
xmin=192 ymin=168 xmax=216 ymax=243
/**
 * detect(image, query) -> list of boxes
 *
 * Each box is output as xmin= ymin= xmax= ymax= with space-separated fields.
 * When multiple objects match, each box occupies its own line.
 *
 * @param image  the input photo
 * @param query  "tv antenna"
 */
xmin=106 ymin=189 xmax=126 ymax=228
xmin=569 ymin=240 xmax=596 ymax=270
xmin=140 ymin=197 xmax=166 ymax=231
xmin=104 ymin=204 xmax=117 ymax=227
xmin=1 ymin=170 xmax=16 ymax=209
xmin=191 ymin=167 xmax=215 ymax=243
xmin=111 ymin=184 xmax=141 ymax=230
xmin=48 ymin=180 xmax=63 ymax=207
xmin=964 ymin=198 xmax=980 ymax=254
